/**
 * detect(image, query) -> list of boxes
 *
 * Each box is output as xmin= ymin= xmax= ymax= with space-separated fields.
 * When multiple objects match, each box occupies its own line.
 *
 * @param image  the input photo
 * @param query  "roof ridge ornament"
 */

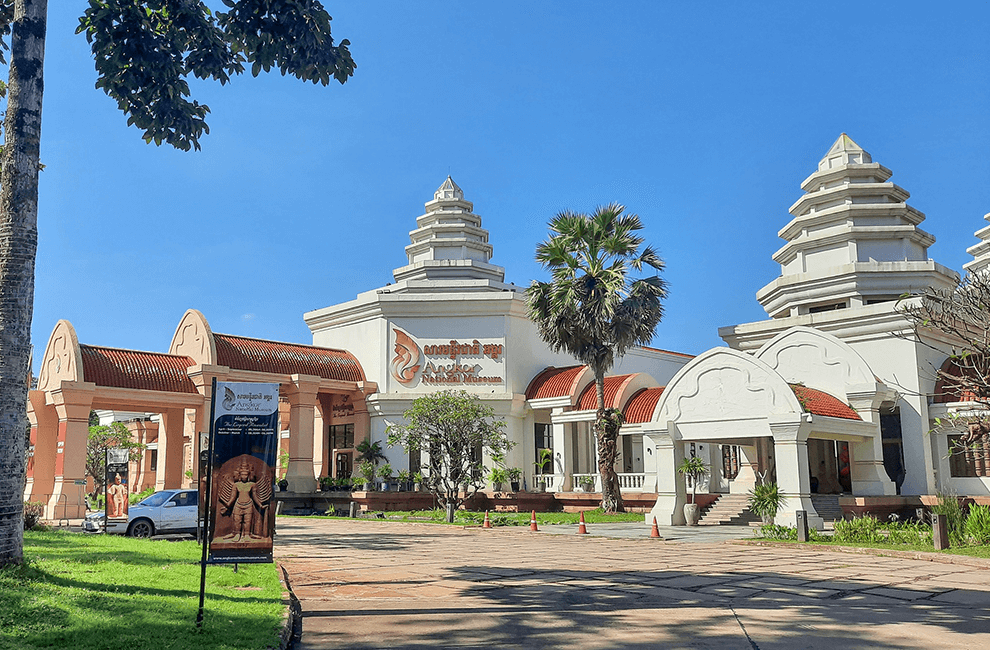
xmin=434 ymin=175 xmax=464 ymax=202
xmin=818 ymin=133 xmax=872 ymax=171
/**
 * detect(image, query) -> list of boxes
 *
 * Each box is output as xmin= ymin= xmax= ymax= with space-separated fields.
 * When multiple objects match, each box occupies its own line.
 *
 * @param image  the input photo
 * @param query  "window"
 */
xmin=534 ymin=423 xmax=552 ymax=474
xmin=809 ymin=301 xmax=847 ymax=314
xmin=149 ymin=449 xmax=158 ymax=472
xmin=722 ymin=445 xmax=740 ymax=480
xmin=330 ymin=423 xmax=354 ymax=449
xmin=168 ymin=491 xmax=197 ymax=507
xmin=948 ymin=434 xmax=990 ymax=478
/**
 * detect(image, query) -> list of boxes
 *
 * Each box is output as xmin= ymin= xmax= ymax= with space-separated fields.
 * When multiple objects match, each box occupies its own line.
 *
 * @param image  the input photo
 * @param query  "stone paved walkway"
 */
xmin=276 ymin=518 xmax=990 ymax=649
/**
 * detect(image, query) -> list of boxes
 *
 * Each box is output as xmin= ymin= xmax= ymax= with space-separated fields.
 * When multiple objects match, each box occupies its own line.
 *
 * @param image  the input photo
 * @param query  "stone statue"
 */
xmin=216 ymin=456 xmax=272 ymax=542
xmin=107 ymin=473 xmax=128 ymax=519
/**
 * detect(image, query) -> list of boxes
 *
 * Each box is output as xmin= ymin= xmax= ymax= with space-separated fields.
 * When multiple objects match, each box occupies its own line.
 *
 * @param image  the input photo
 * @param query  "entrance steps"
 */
xmin=698 ymin=494 xmax=760 ymax=526
xmin=810 ymin=494 xmax=844 ymax=522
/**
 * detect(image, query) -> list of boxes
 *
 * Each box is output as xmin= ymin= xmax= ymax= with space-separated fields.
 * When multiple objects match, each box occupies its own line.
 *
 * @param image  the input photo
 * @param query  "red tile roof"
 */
xmin=80 ymin=346 xmax=198 ymax=394
xmin=525 ymin=365 xmax=586 ymax=400
xmin=214 ymin=334 xmax=365 ymax=382
xmin=933 ymin=356 xmax=987 ymax=403
xmin=623 ymin=387 xmax=665 ymax=424
xmin=790 ymin=385 xmax=860 ymax=420
xmin=576 ymin=374 xmax=635 ymax=410
xmin=638 ymin=345 xmax=695 ymax=359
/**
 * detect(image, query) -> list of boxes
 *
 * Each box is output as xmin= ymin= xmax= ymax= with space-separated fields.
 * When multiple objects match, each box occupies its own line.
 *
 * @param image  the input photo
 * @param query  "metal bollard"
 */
xmin=933 ymin=513 xmax=949 ymax=550
xmin=446 ymin=503 xmax=456 ymax=523
xmin=796 ymin=510 xmax=808 ymax=542
xmin=349 ymin=501 xmax=358 ymax=518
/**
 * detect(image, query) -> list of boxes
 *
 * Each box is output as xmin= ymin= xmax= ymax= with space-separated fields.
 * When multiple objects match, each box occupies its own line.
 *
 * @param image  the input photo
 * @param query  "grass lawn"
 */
xmin=753 ymin=535 xmax=990 ymax=559
xmin=286 ymin=508 xmax=645 ymax=527
xmin=0 ymin=530 xmax=284 ymax=650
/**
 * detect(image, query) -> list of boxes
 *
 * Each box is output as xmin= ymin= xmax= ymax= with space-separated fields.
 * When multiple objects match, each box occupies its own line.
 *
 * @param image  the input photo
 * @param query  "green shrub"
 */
xmin=748 ymin=482 xmax=785 ymax=521
xmin=129 ymin=486 xmax=155 ymax=505
xmin=23 ymin=501 xmax=45 ymax=530
xmin=833 ymin=516 xmax=932 ymax=545
xmin=759 ymin=524 xmax=796 ymax=540
xmin=931 ymin=491 xmax=966 ymax=546
xmin=964 ymin=504 xmax=990 ymax=545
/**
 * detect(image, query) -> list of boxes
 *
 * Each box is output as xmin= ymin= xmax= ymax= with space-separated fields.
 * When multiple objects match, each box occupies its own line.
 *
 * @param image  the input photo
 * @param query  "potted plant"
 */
xmin=677 ymin=456 xmax=709 ymax=526
xmin=412 ymin=471 xmax=424 ymax=492
xmin=748 ymin=481 xmax=785 ymax=525
xmin=397 ymin=469 xmax=410 ymax=492
xmin=507 ymin=467 xmax=522 ymax=492
xmin=580 ymin=475 xmax=595 ymax=493
xmin=488 ymin=466 xmax=509 ymax=492
xmin=358 ymin=461 xmax=376 ymax=491
xmin=319 ymin=475 xmax=334 ymax=492
xmin=378 ymin=463 xmax=393 ymax=491
xmin=533 ymin=448 xmax=553 ymax=492
xmin=277 ymin=477 xmax=289 ymax=492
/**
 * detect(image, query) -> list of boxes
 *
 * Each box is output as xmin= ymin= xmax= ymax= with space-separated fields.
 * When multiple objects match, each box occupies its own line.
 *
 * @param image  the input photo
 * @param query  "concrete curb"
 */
xmin=732 ymin=539 xmax=990 ymax=568
xmin=272 ymin=563 xmax=301 ymax=650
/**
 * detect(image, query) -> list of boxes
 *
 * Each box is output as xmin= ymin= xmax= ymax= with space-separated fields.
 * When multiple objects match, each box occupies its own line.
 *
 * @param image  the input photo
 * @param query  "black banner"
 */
xmin=207 ymin=382 xmax=279 ymax=564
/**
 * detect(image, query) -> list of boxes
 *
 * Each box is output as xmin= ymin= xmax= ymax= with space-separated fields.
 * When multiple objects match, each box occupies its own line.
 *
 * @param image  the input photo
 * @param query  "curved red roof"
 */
xmin=790 ymin=385 xmax=860 ymax=420
xmin=525 ymin=365 xmax=586 ymax=400
xmin=214 ymin=334 xmax=365 ymax=382
xmin=80 ymin=346 xmax=197 ymax=394
xmin=576 ymin=374 xmax=634 ymax=410
xmin=933 ymin=355 xmax=987 ymax=403
xmin=623 ymin=387 xmax=665 ymax=424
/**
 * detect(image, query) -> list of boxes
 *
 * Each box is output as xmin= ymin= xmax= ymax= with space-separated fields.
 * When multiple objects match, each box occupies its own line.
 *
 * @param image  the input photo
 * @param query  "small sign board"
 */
xmin=206 ymin=382 xmax=278 ymax=564
xmin=105 ymin=448 xmax=130 ymax=521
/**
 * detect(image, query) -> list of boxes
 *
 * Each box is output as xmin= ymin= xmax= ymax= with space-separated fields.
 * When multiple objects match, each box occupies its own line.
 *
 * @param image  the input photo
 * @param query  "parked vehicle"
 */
xmin=82 ymin=489 xmax=199 ymax=538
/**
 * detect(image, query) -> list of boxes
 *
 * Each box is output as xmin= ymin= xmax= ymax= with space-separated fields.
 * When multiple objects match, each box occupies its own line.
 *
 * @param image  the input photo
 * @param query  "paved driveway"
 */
xmin=276 ymin=518 xmax=990 ymax=649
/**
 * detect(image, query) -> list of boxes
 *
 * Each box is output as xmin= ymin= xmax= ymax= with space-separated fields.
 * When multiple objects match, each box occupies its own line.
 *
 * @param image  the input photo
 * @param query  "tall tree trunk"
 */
xmin=594 ymin=367 xmax=624 ymax=513
xmin=0 ymin=0 xmax=47 ymax=566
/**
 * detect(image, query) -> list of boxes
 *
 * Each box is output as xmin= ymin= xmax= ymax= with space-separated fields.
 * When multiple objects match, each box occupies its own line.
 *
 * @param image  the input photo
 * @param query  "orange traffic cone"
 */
xmin=650 ymin=516 xmax=661 ymax=538
xmin=483 ymin=510 xmax=492 ymax=529
xmin=530 ymin=510 xmax=539 ymax=532
xmin=577 ymin=511 xmax=588 ymax=535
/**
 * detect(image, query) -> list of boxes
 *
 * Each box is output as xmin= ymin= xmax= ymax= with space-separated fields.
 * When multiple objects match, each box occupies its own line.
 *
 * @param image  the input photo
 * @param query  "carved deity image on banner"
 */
xmin=390 ymin=328 xmax=421 ymax=386
xmin=212 ymin=454 xmax=273 ymax=545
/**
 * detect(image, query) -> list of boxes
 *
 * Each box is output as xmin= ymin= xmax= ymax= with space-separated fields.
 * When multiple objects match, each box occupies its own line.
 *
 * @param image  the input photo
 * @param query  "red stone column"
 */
xmin=25 ymin=390 xmax=58 ymax=504
xmin=285 ymin=375 xmax=321 ymax=493
xmin=48 ymin=382 xmax=95 ymax=521
xmin=157 ymin=409 xmax=186 ymax=490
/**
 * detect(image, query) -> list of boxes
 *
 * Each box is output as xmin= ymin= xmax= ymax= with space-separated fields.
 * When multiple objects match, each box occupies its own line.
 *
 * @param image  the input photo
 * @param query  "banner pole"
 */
xmin=196 ymin=377 xmax=218 ymax=629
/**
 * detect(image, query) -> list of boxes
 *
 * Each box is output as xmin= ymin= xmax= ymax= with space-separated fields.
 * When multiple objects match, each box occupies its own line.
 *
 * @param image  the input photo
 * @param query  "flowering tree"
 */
xmin=386 ymin=390 xmax=513 ymax=516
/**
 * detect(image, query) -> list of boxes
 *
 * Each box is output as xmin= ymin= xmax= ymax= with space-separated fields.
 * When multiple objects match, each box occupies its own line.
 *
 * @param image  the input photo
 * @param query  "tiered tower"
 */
xmin=756 ymin=134 xmax=957 ymax=318
xmin=391 ymin=176 xmax=506 ymax=285
xmin=963 ymin=213 xmax=990 ymax=275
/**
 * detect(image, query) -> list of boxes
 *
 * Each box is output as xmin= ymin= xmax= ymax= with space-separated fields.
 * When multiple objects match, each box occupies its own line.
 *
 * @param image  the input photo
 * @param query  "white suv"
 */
xmin=85 ymin=489 xmax=199 ymax=538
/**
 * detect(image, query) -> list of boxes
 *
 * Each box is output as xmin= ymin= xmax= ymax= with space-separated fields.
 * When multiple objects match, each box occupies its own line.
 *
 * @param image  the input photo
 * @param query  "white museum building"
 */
xmin=27 ymin=135 xmax=990 ymax=527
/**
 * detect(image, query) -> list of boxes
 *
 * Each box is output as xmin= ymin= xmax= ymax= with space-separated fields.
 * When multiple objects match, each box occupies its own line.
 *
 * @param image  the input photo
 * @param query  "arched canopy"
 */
xmin=170 ymin=308 xmax=365 ymax=382
xmin=80 ymin=345 xmax=197 ymax=394
xmin=623 ymin=387 xmax=665 ymax=424
xmin=650 ymin=347 xmax=803 ymax=439
xmin=933 ymin=355 xmax=990 ymax=403
xmin=755 ymin=326 xmax=879 ymax=401
xmin=525 ymin=365 xmax=592 ymax=404
xmin=574 ymin=373 xmax=658 ymax=412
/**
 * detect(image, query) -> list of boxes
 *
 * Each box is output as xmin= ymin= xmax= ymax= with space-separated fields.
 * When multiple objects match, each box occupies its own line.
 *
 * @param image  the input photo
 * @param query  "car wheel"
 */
xmin=128 ymin=519 xmax=154 ymax=538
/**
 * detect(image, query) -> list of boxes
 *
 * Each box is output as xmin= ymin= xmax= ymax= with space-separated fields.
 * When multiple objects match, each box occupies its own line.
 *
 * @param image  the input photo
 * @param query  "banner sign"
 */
xmin=105 ymin=448 xmax=130 ymax=521
xmin=207 ymin=382 xmax=279 ymax=564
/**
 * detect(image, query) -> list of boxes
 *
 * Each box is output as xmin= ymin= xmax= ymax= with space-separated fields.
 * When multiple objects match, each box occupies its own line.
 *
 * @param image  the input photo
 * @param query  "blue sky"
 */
xmin=34 ymin=2 xmax=989 ymax=373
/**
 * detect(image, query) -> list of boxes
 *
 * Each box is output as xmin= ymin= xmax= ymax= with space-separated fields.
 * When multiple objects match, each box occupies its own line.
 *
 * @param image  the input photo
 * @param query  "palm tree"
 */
xmin=527 ymin=203 xmax=667 ymax=513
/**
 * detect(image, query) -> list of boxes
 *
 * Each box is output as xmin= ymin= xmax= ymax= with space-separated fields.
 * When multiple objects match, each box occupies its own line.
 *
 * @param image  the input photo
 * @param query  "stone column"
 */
xmin=285 ymin=375 xmax=321 ymax=493
xmin=314 ymin=394 xmax=329 ymax=480
xmin=848 ymin=393 xmax=897 ymax=496
xmin=770 ymin=416 xmax=823 ymax=530
xmin=26 ymin=390 xmax=58 ymax=503
xmin=550 ymin=409 xmax=571 ymax=491
xmin=645 ymin=430 xmax=686 ymax=526
xmin=157 ymin=409 xmax=186 ymax=490
xmin=47 ymin=382 xmax=95 ymax=521
xmin=186 ymin=364 xmax=226 ymax=487
xmin=728 ymin=444 xmax=759 ymax=495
